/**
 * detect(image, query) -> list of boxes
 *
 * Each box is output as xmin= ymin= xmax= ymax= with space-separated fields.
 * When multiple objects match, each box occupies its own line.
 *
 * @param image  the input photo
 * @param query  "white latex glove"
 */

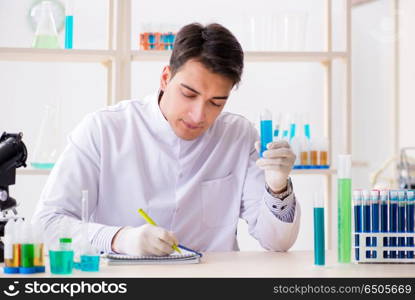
xmin=111 ymin=224 xmax=179 ymax=256
xmin=255 ymin=140 xmax=296 ymax=193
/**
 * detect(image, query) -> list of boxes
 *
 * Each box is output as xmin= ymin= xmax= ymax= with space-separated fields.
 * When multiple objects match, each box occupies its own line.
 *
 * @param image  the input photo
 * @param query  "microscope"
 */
xmin=0 ymin=132 xmax=27 ymax=262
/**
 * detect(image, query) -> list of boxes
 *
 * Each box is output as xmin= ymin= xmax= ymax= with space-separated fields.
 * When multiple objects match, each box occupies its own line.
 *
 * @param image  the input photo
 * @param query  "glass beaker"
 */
xmin=276 ymin=11 xmax=308 ymax=51
xmin=32 ymin=1 xmax=60 ymax=49
xmin=31 ymin=104 xmax=61 ymax=169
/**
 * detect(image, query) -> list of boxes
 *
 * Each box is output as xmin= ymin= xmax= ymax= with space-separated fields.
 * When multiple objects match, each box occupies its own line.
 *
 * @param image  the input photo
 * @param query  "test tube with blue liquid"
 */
xmin=379 ymin=190 xmax=389 ymax=258
xmin=406 ymin=190 xmax=415 ymax=258
xmin=313 ymin=191 xmax=325 ymax=266
xmin=64 ymin=0 xmax=74 ymax=49
xmin=353 ymin=190 xmax=362 ymax=261
xmin=397 ymin=191 xmax=406 ymax=258
xmin=289 ymin=114 xmax=296 ymax=141
xmin=259 ymin=109 xmax=273 ymax=158
xmin=362 ymin=190 xmax=371 ymax=258
xmin=303 ymin=114 xmax=311 ymax=140
xmin=389 ymin=191 xmax=398 ymax=258
xmin=273 ymin=113 xmax=280 ymax=141
xmin=370 ymin=190 xmax=380 ymax=254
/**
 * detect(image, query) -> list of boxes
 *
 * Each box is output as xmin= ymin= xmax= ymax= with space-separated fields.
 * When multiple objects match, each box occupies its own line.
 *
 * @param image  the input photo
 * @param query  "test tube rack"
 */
xmin=354 ymin=232 xmax=415 ymax=263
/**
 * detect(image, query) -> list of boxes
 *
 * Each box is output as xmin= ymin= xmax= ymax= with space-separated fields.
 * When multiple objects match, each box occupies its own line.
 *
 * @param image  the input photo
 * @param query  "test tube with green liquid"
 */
xmin=338 ymin=154 xmax=352 ymax=263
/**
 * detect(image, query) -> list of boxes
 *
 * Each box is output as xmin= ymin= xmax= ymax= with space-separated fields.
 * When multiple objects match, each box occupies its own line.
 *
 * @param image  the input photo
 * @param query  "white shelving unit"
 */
xmin=2 ymin=0 xmax=353 ymax=249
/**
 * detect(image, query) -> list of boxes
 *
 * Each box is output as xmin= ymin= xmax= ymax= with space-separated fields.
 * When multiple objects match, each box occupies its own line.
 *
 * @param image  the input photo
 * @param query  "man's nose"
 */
xmin=188 ymin=102 xmax=205 ymax=124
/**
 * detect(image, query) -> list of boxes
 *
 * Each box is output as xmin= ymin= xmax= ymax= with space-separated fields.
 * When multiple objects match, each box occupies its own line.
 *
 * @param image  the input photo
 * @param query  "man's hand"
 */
xmin=111 ymin=224 xmax=179 ymax=256
xmin=255 ymin=140 xmax=296 ymax=193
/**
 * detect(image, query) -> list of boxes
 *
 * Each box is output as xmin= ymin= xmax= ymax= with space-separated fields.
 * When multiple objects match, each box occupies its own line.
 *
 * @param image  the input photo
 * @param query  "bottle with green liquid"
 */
xmin=32 ymin=1 xmax=60 ymax=49
xmin=338 ymin=154 xmax=352 ymax=263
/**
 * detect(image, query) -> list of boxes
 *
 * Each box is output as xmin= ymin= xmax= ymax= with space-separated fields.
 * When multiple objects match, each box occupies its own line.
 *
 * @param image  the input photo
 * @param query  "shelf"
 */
xmin=131 ymin=50 xmax=347 ymax=63
xmin=0 ymin=48 xmax=115 ymax=63
xmin=17 ymin=168 xmax=51 ymax=176
xmin=0 ymin=48 xmax=347 ymax=64
xmin=16 ymin=167 xmax=336 ymax=176
xmin=291 ymin=168 xmax=336 ymax=175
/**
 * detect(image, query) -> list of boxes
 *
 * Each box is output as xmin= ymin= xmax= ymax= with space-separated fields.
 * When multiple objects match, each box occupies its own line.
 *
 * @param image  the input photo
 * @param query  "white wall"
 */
xmin=0 ymin=0 xmax=398 ymax=252
xmin=399 ymin=0 xmax=415 ymax=150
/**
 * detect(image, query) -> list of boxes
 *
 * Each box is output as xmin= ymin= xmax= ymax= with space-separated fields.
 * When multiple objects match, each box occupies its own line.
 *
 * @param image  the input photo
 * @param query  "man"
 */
xmin=33 ymin=23 xmax=300 ymax=256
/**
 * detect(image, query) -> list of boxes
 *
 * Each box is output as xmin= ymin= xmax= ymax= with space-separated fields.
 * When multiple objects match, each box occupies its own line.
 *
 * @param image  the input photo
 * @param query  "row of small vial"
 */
xmin=353 ymin=190 xmax=415 ymax=260
xmin=3 ymin=219 xmax=45 ymax=274
xmin=139 ymin=32 xmax=176 ymax=50
xmin=259 ymin=110 xmax=330 ymax=168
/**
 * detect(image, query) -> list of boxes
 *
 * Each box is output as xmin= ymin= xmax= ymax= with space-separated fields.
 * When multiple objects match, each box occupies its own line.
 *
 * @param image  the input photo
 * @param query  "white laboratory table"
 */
xmin=1 ymin=251 xmax=415 ymax=278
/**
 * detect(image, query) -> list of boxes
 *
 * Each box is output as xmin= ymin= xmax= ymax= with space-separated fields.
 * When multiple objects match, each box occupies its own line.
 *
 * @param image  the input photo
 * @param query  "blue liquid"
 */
xmin=148 ymin=33 xmax=156 ymax=49
xmin=363 ymin=203 xmax=371 ymax=249
xmin=381 ymin=203 xmax=388 ymax=233
xmin=65 ymin=15 xmax=73 ymax=49
xmin=398 ymin=204 xmax=406 ymax=258
xmin=389 ymin=201 xmax=398 ymax=258
xmin=406 ymin=203 xmax=414 ymax=256
xmin=313 ymin=207 xmax=325 ymax=266
xmin=49 ymin=250 xmax=74 ymax=275
xmin=31 ymin=162 xmax=55 ymax=169
xmin=289 ymin=124 xmax=296 ymax=140
xmin=283 ymin=130 xmax=288 ymax=138
xmin=371 ymin=203 xmax=379 ymax=233
xmin=354 ymin=204 xmax=361 ymax=261
xmin=80 ymin=255 xmax=100 ymax=272
xmin=363 ymin=204 xmax=371 ymax=233
xmin=354 ymin=204 xmax=361 ymax=249
xmin=273 ymin=129 xmax=279 ymax=139
xmin=304 ymin=124 xmax=310 ymax=139
xmin=260 ymin=120 xmax=273 ymax=157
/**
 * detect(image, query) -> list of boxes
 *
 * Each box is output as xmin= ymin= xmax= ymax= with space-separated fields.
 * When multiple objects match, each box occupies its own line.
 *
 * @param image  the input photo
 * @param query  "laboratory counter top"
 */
xmin=2 ymin=251 xmax=415 ymax=278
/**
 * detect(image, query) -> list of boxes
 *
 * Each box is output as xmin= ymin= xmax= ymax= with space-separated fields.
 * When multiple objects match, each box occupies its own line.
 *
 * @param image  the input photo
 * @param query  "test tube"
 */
xmin=389 ymin=190 xmax=398 ymax=259
xmin=20 ymin=221 xmax=36 ymax=274
xmin=64 ymin=0 xmax=74 ymax=49
xmin=313 ymin=192 xmax=325 ymax=266
xmin=3 ymin=220 xmax=19 ymax=274
xmin=33 ymin=223 xmax=45 ymax=273
xmin=406 ymin=190 xmax=415 ymax=258
xmin=362 ymin=190 xmax=371 ymax=259
xmin=398 ymin=191 xmax=406 ymax=258
xmin=380 ymin=190 xmax=389 ymax=258
xmin=289 ymin=114 xmax=296 ymax=140
xmin=259 ymin=109 xmax=273 ymax=158
xmin=337 ymin=155 xmax=352 ymax=263
xmin=370 ymin=190 xmax=380 ymax=258
xmin=303 ymin=113 xmax=311 ymax=140
xmin=309 ymin=138 xmax=318 ymax=167
xmin=318 ymin=138 xmax=329 ymax=168
xmin=273 ymin=113 xmax=280 ymax=141
xmin=353 ymin=190 xmax=362 ymax=261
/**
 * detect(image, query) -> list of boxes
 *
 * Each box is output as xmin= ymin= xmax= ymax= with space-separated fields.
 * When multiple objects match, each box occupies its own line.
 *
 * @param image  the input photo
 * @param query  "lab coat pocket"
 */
xmin=201 ymin=173 xmax=239 ymax=228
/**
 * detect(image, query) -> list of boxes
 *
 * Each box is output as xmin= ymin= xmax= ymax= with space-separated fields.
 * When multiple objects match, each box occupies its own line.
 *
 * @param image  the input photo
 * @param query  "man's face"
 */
xmin=159 ymin=59 xmax=234 ymax=140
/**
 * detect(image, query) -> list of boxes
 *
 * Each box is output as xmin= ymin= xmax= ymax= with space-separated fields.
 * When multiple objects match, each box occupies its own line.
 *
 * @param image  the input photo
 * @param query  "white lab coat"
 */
xmin=32 ymin=92 xmax=301 ymax=252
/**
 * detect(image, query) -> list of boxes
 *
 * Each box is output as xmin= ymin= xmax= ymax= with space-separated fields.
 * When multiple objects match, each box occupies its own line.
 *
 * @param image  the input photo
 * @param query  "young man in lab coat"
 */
xmin=33 ymin=23 xmax=300 ymax=256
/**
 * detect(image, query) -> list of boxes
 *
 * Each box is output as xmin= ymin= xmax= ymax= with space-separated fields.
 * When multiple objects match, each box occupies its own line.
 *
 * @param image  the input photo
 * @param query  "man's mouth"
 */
xmin=182 ymin=120 xmax=200 ymax=130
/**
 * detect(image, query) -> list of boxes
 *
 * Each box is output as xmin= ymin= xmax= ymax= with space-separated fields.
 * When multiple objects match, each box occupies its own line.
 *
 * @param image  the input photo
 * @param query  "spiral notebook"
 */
xmin=105 ymin=245 xmax=202 ymax=265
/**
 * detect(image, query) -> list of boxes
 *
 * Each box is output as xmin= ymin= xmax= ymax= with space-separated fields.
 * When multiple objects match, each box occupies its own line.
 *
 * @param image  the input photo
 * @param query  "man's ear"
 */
xmin=160 ymin=65 xmax=171 ymax=91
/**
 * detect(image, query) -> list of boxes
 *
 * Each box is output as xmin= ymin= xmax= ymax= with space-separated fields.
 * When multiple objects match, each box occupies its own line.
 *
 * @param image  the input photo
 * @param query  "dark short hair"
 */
xmin=169 ymin=23 xmax=244 ymax=86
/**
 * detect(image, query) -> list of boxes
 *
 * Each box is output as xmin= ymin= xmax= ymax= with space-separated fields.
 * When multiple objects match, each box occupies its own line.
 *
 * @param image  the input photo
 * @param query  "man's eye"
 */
xmin=181 ymin=91 xmax=196 ymax=98
xmin=210 ymin=101 xmax=222 ymax=107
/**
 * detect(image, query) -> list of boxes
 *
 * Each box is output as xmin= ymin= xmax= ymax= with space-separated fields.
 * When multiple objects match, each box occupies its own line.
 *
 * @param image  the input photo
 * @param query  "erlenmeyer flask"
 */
xmin=32 ymin=1 xmax=60 ymax=49
xmin=31 ymin=104 xmax=61 ymax=169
